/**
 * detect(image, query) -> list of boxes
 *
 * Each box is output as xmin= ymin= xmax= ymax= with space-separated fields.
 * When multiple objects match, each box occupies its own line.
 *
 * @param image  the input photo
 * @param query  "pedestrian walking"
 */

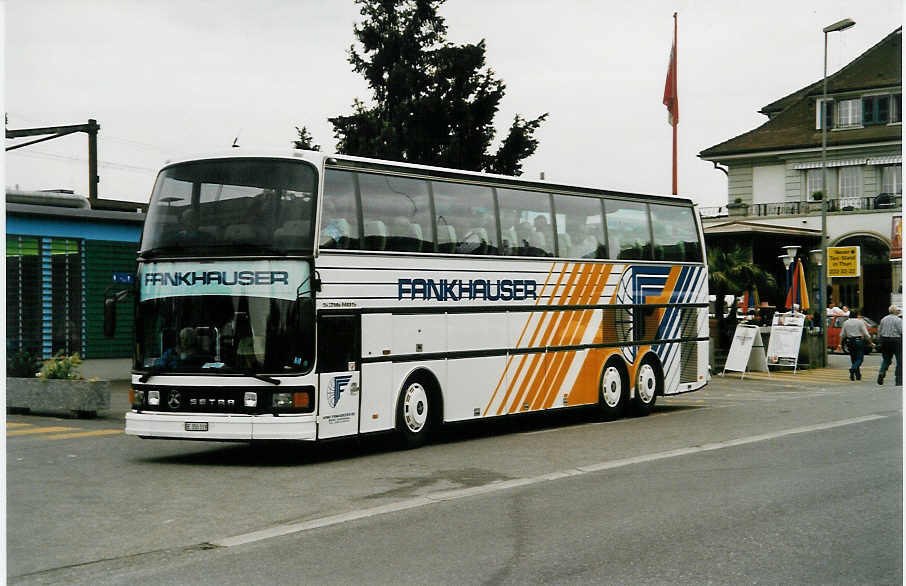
xmin=877 ymin=305 xmax=902 ymax=386
xmin=841 ymin=309 xmax=872 ymax=381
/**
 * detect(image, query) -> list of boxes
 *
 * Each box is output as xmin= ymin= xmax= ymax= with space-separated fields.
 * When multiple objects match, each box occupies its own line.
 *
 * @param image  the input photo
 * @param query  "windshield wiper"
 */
xmin=201 ymin=364 xmax=281 ymax=385
xmin=138 ymin=364 xmax=164 ymax=383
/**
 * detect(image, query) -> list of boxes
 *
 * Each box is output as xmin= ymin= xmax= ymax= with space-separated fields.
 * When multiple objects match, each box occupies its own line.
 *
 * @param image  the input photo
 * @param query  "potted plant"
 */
xmin=6 ymin=351 xmax=111 ymax=418
xmin=727 ymin=197 xmax=749 ymax=217
xmin=808 ymin=190 xmax=825 ymax=212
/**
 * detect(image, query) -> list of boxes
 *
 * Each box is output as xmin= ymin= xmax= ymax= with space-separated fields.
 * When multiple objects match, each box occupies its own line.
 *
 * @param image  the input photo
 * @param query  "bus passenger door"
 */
xmin=316 ymin=314 xmax=361 ymax=439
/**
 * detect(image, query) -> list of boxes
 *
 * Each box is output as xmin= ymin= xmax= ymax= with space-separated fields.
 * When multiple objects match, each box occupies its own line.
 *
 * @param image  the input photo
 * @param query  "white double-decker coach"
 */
xmin=123 ymin=150 xmax=710 ymax=447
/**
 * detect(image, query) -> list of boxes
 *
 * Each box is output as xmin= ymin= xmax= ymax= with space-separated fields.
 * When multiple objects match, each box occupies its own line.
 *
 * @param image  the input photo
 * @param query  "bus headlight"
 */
xmin=273 ymin=392 xmax=293 ymax=409
xmin=272 ymin=390 xmax=312 ymax=412
xmin=148 ymin=390 xmax=160 ymax=406
xmin=244 ymin=392 xmax=258 ymax=408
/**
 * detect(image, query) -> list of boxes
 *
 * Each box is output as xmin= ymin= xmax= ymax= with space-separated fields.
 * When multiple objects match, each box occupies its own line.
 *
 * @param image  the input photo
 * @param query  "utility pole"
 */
xmin=6 ymin=119 xmax=101 ymax=204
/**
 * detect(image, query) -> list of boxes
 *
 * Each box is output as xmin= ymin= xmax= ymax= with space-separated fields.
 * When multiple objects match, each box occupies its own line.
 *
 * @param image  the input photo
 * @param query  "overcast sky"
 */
xmin=4 ymin=1 xmax=902 ymax=208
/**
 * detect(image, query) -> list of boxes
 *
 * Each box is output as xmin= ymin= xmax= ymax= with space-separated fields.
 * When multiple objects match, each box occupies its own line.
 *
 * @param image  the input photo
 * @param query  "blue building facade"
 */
xmin=6 ymin=191 xmax=145 ymax=360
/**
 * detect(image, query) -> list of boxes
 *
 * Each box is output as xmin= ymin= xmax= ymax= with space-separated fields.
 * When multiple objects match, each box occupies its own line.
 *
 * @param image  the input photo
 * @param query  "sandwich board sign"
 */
xmin=723 ymin=323 xmax=769 ymax=378
xmin=766 ymin=312 xmax=805 ymax=373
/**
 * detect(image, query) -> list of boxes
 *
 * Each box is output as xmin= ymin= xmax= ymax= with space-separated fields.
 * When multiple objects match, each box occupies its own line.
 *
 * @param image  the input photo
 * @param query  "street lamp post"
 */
xmin=821 ymin=17 xmax=855 ymax=367
xmin=778 ymin=253 xmax=794 ymax=306
xmin=809 ymin=249 xmax=825 ymax=365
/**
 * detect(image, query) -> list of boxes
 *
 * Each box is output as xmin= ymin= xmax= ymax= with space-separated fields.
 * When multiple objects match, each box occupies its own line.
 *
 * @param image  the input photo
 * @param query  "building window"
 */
xmin=863 ymin=95 xmax=890 ymax=125
xmin=838 ymin=166 xmax=862 ymax=203
xmin=881 ymin=165 xmax=902 ymax=195
xmin=805 ymin=169 xmax=825 ymax=200
xmin=6 ymin=236 xmax=43 ymax=356
xmin=50 ymin=238 xmax=83 ymax=356
xmin=5 ymin=236 xmax=84 ymax=359
xmin=816 ymin=99 xmax=834 ymax=130
xmin=892 ymin=94 xmax=902 ymax=123
xmin=835 ymin=99 xmax=862 ymax=128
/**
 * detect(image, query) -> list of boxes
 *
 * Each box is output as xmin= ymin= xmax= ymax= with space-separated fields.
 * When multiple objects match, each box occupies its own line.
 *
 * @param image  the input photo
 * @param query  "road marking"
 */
xmin=727 ymin=369 xmax=853 ymax=385
xmin=211 ymin=413 xmax=887 ymax=548
xmin=6 ymin=423 xmax=32 ymax=428
xmin=7 ymin=426 xmax=76 ymax=436
xmin=39 ymin=429 xmax=123 ymax=440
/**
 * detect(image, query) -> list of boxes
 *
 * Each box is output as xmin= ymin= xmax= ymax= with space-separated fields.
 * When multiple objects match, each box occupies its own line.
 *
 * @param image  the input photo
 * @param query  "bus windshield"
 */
xmin=135 ymin=295 xmax=314 ymax=375
xmin=140 ymin=158 xmax=317 ymax=257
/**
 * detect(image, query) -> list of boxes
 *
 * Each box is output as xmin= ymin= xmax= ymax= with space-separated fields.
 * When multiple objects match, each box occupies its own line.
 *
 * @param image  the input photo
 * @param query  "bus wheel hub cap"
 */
xmin=404 ymin=383 xmax=428 ymax=432
xmin=602 ymin=367 xmax=622 ymax=408
xmin=638 ymin=364 xmax=656 ymax=403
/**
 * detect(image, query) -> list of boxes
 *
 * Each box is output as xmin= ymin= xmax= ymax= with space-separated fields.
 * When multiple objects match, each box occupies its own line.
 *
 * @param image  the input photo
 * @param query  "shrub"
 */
xmin=38 ymin=351 xmax=84 ymax=381
xmin=7 ymin=350 xmax=41 ymax=378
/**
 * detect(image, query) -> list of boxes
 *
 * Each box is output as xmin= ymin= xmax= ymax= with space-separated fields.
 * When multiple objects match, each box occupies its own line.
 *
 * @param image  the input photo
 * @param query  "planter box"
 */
xmin=727 ymin=204 xmax=749 ymax=217
xmin=6 ymin=378 xmax=111 ymax=418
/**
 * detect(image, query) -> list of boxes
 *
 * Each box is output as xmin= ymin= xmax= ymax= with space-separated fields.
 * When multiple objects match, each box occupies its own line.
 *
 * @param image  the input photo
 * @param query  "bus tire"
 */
xmin=598 ymin=356 xmax=629 ymax=420
xmin=396 ymin=375 xmax=435 ymax=449
xmin=631 ymin=355 xmax=661 ymax=416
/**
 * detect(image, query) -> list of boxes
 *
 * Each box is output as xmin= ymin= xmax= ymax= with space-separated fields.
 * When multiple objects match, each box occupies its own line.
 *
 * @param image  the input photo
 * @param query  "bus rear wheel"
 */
xmin=396 ymin=376 xmax=434 ymax=449
xmin=631 ymin=358 xmax=661 ymax=416
xmin=598 ymin=357 xmax=628 ymax=420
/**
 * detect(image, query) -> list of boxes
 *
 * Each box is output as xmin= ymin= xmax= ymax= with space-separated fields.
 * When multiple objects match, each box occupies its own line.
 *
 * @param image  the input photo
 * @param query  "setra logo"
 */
xmin=328 ymin=375 xmax=353 ymax=408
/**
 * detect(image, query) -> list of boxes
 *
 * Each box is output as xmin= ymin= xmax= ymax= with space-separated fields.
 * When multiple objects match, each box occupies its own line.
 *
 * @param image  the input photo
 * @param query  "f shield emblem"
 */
xmin=328 ymin=375 xmax=353 ymax=408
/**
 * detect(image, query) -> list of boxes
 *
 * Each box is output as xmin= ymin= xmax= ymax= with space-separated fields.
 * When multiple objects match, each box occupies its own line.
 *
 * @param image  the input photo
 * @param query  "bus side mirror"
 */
xmin=104 ymin=297 xmax=117 ymax=338
xmin=103 ymin=287 xmax=131 ymax=338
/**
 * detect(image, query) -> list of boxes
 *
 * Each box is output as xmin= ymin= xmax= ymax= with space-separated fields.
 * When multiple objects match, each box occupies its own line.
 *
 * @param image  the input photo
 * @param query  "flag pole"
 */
xmin=672 ymin=12 xmax=678 ymax=196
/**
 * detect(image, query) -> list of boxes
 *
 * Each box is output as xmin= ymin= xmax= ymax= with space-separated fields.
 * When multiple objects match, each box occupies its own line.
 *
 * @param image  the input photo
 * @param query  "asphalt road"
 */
xmin=6 ymin=354 xmax=902 ymax=585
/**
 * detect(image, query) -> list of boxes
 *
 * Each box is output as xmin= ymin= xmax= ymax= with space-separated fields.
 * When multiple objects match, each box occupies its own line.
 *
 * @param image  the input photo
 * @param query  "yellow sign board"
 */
xmin=827 ymin=246 xmax=861 ymax=277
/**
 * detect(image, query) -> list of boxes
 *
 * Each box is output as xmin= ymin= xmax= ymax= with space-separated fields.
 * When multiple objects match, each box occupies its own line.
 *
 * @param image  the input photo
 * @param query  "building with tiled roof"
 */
xmin=699 ymin=27 xmax=901 ymax=322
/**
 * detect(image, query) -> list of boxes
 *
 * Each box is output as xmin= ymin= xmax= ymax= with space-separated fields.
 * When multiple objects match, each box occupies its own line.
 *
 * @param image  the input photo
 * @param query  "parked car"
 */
xmin=826 ymin=315 xmax=879 ymax=354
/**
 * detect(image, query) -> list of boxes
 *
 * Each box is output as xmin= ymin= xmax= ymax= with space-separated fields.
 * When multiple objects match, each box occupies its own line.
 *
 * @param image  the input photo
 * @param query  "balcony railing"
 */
xmin=700 ymin=194 xmax=901 ymax=219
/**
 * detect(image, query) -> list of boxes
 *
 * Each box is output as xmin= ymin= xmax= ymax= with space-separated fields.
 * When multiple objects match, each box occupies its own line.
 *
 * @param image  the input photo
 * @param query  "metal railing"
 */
xmin=700 ymin=194 xmax=901 ymax=219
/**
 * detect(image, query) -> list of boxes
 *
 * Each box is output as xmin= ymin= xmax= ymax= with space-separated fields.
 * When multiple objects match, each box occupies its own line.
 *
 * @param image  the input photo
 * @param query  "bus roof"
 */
xmin=160 ymin=148 xmax=696 ymax=207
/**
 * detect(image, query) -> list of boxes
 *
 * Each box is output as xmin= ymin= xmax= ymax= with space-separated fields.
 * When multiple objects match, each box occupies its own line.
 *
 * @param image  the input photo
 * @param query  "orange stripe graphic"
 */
xmin=483 ymin=263 xmax=558 ymax=416
xmin=531 ymin=263 xmax=605 ymax=410
xmin=541 ymin=263 xmax=613 ymax=409
xmin=505 ymin=262 xmax=582 ymax=413
xmin=492 ymin=263 xmax=571 ymax=415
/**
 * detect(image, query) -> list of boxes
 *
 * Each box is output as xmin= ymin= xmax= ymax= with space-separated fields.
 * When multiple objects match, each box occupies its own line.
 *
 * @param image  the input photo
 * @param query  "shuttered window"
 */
xmin=50 ymin=239 xmax=84 ymax=356
xmin=6 ymin=236 xmax=84 ymax=358
xmin=6 ymin=236 xmax=43 ymax=356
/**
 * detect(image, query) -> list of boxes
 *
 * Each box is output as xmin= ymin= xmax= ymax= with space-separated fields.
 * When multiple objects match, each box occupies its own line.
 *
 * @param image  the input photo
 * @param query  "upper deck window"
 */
xmin=604 ymin=199 xmax=651 ymax=260
xmin=141 ymin=158 xmax=317 ymax=257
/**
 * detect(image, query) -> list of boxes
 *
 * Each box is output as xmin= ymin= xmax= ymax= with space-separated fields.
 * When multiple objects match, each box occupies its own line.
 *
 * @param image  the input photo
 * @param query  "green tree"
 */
xmin=299 ymin=0 xmax=547 ymax=176
xmin=293 ymin=126 xmax=320 ymax=151
xmin=708 ymin=245 xmax=777 ymax=348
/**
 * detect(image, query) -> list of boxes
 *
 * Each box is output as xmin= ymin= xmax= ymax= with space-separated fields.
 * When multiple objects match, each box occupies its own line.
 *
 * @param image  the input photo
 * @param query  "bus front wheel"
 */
xmin=598 ymin=357 xmax=629 ymax=420
xmin=396 ymin=377 xmax=434 ymax=449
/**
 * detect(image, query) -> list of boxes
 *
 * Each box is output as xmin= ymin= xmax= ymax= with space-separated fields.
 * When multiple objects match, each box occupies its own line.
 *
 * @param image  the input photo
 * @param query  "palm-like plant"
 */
xmin=708 ymin=245 xmax=778 ymax=348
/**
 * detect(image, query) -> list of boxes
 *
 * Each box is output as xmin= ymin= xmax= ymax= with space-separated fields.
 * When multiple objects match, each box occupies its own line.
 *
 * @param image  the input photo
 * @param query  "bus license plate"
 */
xmin=185 ymin=422 xmax=208 ymax=432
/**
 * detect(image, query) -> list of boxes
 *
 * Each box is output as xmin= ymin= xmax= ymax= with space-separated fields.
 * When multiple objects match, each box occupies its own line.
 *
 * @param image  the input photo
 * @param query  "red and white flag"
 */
xmin=663 ymin=33 xmax=678 ymax=126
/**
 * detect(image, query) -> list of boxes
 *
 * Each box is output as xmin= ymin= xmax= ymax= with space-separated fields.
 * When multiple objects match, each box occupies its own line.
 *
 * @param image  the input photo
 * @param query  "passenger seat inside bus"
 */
xmin=437 ymin=224 xmax=457 ymax=253
xmin=390 ymin=217 xmax=423 ymax=252
xmin=459 ymin=226 xmax=488 ymax=255
xmin=501 ymin=226 xmax=518 ymax=255
xmin=223 ymin=223 xmax=260 ymax=244
xmin=364 ymin=220 xmax=388 ymax=251
xmin=275 ymin=219 xmax=311 ymax=248
xmin=557 ymin=232 xmax=572 ymax=257
xmin=319 ymin=218 xmax=352 ymax=249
